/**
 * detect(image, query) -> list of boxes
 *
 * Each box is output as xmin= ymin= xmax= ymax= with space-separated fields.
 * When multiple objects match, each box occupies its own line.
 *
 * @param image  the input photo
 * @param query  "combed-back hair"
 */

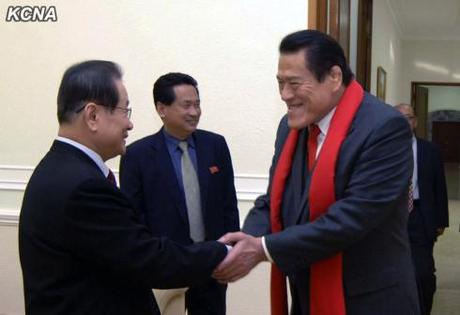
xmin=57 ymin=60 xmax=122 ymax=124
xmin=279 ymin=30 xmax=353 ymax=86
xmin=153 ymin=72 xmax=199 ymax=106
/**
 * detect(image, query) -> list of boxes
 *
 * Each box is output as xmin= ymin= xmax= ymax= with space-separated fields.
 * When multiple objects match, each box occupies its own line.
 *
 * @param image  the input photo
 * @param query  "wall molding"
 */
xmin=0 ymin=165 xmax=268 ymax=225
xmin=0 ymin=165 xmax=35 ymax=191
xmin=0 ymin=209 xmax=20 ymax=225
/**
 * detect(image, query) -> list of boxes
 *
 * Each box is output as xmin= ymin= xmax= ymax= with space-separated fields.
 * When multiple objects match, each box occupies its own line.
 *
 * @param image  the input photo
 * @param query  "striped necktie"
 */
xmin=107 ymin=169 xmax=117 ymax=186
xmin=308 ymin=124 xmax=321 ymax=171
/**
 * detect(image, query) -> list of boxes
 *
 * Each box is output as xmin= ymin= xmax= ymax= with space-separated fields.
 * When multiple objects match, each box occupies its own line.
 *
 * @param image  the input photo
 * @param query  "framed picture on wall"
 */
xmin=376 ymin=66 xmax=387 ymax=102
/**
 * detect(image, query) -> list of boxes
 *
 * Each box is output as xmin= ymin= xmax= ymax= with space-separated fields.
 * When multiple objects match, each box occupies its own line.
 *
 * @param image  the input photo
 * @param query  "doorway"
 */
xmin=412 ymin=82 xmax=460 ymax=200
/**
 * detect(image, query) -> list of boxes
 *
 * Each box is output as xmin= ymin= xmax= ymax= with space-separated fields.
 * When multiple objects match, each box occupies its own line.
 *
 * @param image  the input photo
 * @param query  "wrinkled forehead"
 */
xmin=277 ymin=51 xmax=311 ymax=80
xmin=398 ymin=105 xmax=415 ymax=116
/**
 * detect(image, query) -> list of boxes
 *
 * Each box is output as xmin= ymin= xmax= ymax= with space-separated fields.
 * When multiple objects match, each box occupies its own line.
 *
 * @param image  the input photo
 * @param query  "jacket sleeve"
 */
xmin=64 ymin=179 xmax=227 ymax=289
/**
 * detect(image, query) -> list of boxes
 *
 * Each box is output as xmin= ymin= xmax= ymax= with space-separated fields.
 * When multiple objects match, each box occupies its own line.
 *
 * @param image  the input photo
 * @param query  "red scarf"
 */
xmin=269 ymin=80 xmax=364 ymax=315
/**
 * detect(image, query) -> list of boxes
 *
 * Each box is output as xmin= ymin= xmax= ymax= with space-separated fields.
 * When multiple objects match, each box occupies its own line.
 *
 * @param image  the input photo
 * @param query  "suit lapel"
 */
xmin=151 ymin=132 xmax=189 ymax=224
xmin=298 ymin=172 xmax=313 ymax=224
xmin=284 ymin=129 xmax=309 ymax=227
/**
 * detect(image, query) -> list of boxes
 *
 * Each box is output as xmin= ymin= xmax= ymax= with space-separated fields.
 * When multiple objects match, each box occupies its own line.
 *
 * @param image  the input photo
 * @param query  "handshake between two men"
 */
xmin=212 ymin=232 xmax=268 ymax=283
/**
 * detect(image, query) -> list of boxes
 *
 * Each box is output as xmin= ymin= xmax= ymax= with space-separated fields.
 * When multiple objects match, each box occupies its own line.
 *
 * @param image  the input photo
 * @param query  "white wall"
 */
xmin=371 ymin=0 xmax=403 ymax=106
xmin=400 ymin=40 xmax=460 ymax=103
xmin=0 ymin=1 xmax=307 ymax=314
xmin=0 ymin=0 xmax=308 ymax=172
xmin=426 ymin=86 xmax=460 ymax=112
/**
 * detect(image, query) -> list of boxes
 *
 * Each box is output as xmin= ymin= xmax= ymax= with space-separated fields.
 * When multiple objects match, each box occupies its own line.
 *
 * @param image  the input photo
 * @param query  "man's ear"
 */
xmin=156 ymin=102 xmax=166 ymax=118
xmin=83 ymin=103 xmax=99 ymax=131
xmin=328 ymin=65 xmax=343 ymax=92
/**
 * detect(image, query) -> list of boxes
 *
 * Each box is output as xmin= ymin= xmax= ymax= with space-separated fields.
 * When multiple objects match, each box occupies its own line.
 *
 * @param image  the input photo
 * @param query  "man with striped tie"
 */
xmin=19 ymin=60 xmax=228 ymax=315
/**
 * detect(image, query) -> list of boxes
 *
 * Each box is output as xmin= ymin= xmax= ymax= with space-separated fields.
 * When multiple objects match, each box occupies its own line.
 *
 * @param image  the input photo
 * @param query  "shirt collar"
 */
xmin=162 ymin=129 xmax=195 ymax=150
xmin=56 ymin=136 xmax=109 ymax=176
xmin=316 ymin=107 xmax=337 ymax=136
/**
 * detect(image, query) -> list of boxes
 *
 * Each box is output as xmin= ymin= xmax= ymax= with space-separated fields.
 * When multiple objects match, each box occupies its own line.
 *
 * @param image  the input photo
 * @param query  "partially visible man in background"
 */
xmin=120 ymin=72 xmax=239 ymax=315
xmin=19 ymin=60 xmax=227 ymax=315
xmin=395 ymin=103 xmax=449 ymax=315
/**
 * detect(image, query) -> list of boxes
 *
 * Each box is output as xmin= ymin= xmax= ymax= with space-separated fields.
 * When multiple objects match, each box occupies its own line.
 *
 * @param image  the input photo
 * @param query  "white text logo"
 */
xmin=5 ymin=6 xmax=57 ymax=22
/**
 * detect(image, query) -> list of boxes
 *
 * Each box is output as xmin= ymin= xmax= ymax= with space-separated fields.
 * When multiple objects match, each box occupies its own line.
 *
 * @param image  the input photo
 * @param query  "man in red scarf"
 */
xmin=213 ymin=30 xmax=420 ymax=315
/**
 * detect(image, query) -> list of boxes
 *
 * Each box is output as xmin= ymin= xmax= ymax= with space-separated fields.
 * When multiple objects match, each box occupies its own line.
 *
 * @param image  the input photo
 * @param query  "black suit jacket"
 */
xmin=244 ymin=93 xmax=420 ymax=314
xmin=119 ymin=129 xmax=240 ymax=244
xmin=413 ymin=138 xmax=449 ymax=241
xmin=19 ymin=141 xmax=227 ymax=315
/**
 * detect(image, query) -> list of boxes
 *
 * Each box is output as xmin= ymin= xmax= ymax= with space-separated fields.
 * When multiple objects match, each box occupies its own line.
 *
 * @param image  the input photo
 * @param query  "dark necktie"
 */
xmin=308 ymin=124 xmax=321 ymax=171
xmin=178 ymin=141 xmax=205 ymax=242
xmin=107 ymin=169 xmax=117 ymax=186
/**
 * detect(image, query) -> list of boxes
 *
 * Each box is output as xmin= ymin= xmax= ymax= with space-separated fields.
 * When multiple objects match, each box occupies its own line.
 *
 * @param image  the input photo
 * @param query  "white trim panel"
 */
xmin=0 ymin=165 xmax=269 ymax=225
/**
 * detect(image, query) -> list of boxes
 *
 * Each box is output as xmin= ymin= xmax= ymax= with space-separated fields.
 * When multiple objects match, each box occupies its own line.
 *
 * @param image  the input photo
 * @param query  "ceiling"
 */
xmin=387 ymin=0 xmax=460 ymax=40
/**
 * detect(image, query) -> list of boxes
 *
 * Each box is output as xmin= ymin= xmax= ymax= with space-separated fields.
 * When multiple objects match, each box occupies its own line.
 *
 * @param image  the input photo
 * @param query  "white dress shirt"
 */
xmin=411 ymin=136 xmax=419 ymax=200
xmin=56 ymin=136 xmax=110 ymax=177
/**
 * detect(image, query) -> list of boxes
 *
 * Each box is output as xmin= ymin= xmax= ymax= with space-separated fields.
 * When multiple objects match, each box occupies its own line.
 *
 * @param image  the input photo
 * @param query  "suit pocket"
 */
xmin=345 ymin=267 xmax=399 ymax=297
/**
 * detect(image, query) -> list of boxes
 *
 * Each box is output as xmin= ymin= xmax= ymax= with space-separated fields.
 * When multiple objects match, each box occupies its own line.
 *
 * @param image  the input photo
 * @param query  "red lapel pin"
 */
xmin=209 ymin=166 xmax=219 ymax=174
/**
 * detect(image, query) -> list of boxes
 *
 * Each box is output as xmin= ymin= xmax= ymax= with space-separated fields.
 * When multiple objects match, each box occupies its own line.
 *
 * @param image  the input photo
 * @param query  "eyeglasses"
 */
xmin=114 ymin=106 xmax=132 ymax=119
xmin=74 ymin=103 xmax=132 ymax=119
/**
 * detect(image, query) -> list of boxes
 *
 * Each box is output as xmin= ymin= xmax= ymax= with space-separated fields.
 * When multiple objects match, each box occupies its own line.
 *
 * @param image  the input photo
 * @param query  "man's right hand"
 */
xmin=212 ymin=232 xmax=267 ymax=283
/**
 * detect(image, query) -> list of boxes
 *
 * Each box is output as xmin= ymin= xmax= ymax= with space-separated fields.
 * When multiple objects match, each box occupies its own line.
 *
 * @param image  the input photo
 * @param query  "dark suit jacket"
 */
xmin=119 ymin=129 xmax=240 ymax=244
xmin=243 ymin=93 xmax=420 ymax=315
xmin=19 ymin=140 xmax=227 ymax=315
xmin=414 ymin=138 xmax=449 ymax=241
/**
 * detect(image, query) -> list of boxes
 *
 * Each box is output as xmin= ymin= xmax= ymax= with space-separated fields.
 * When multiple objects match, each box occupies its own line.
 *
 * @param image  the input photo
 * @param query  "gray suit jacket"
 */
xmin=243 ymin=93 xmax=420 ymax=315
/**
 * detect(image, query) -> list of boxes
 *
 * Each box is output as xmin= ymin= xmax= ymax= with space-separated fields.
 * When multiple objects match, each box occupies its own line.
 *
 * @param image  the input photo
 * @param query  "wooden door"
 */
xmin=308 ymin=0 xmax=350 ymax=58
xmin=432 ymin=121 xmax=460 ymax=163
xmin=414 ymin=86 xmax=429 ymax=139
xmin=356 ymin=0 xmax=372 ymax=91
xmin=309 ymin=0 xmax=372 ymax=91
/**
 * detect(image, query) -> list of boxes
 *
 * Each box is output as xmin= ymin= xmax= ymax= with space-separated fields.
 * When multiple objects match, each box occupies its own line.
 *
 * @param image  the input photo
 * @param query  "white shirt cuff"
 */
xmin=261 ymin=236 xmax=274 ymax=263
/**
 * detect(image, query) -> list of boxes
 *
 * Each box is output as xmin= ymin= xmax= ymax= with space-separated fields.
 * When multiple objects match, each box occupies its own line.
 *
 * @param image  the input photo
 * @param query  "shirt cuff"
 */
xmin=261 ymin=236 xmax=274 ymax=263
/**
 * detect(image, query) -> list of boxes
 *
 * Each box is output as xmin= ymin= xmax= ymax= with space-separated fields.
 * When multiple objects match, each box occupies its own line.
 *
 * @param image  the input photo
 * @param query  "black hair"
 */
xmin=57 ymin=60 xmax=122 ymax=123
xmin=153 ymin=72 xmax=199 ymax=106
xmin=279 ymin=30 xmax=353 ymax=85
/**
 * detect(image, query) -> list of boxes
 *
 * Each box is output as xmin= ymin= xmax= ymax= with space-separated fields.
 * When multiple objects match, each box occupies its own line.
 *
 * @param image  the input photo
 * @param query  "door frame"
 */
xmin=308 ymin=0 xmax=372 ymax=91
xmin=411 ymin=81 xmax=460 ymax=107
xmin=411 ymin=81 xmax=460 ymax=141
xmin=308 ymin=0 xmax=350 ymax=58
